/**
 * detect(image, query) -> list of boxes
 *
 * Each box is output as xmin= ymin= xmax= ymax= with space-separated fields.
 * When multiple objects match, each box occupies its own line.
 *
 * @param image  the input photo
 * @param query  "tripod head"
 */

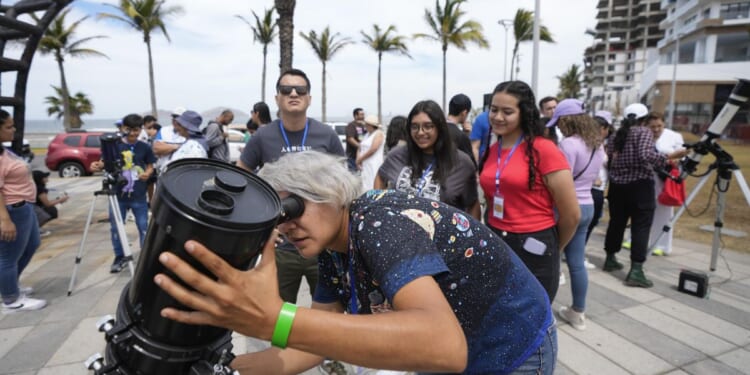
xmin=680 ymin=78 xmax=750 ymax=180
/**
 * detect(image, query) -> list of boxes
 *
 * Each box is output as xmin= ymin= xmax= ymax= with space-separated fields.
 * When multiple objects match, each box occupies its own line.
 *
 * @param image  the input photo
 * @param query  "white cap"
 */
xmin=171 ymin=106 xmax=186 ymax=117
xmin=624 ymin=103 xmax=648 ymax=119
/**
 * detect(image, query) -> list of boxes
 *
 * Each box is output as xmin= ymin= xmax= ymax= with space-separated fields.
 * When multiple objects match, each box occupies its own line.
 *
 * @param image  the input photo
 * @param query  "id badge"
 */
xmin=492 ymin=194 xmax=505 ymax=219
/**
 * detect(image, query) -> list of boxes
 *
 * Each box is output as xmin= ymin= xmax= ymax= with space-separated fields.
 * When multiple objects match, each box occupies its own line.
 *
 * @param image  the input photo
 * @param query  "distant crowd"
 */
xmin=2 ymin=67 xmax=688 ymax=374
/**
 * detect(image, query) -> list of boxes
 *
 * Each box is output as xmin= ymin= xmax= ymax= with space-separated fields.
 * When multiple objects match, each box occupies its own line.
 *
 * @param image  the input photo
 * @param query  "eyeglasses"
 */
xmin=410 ymin=122 xmax=436 ymax=133
xmin=278 ymin=85 xmax=309 ymax=96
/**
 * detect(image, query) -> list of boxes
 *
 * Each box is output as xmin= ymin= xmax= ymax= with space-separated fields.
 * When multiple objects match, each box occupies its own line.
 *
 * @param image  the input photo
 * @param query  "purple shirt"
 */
xmin=559 ymin=136 xmax=605 ymax=205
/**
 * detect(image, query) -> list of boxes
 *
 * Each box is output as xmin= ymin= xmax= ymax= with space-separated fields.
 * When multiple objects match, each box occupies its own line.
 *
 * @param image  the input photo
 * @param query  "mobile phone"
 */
xmin=523 ymin=237 xmax=547 ymax=256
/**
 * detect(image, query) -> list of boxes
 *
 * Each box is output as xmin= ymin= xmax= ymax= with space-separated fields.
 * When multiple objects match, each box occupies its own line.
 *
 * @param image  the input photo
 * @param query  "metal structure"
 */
xmin=0 ymin=0 xmax=72 ymax=153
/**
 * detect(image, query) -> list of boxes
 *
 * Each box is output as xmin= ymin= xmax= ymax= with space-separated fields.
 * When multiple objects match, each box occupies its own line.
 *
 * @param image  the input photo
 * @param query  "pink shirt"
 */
xmin=0 ymin=151 xmax=36 ymax=205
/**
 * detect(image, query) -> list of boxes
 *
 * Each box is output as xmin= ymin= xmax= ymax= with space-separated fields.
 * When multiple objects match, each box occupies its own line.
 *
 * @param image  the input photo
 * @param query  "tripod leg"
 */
xmin=710 ymin=170 xmax=734 ymax=272
xmin=109 ymin=195 xmax=136 ymax=277
xmin=732 ymin=169 xmax=750 ymax=207
xmin=68 ymin=194 xmax=100 ymax=296
xmin=649 ymin=172 xmax=713 ymax=250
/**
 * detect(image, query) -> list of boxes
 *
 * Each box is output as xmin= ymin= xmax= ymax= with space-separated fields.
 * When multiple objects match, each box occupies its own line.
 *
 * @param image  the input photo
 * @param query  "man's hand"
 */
xmin=90 ymin=160 xmax=104 ymax=172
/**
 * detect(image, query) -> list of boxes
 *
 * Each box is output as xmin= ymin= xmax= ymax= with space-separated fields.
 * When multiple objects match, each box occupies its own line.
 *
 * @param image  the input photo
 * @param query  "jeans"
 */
xmin=110 ymin=199 xmax=149 ymax=258
xmin=347 ymin=156 xmax=358 ymax=173
xmin=276 ymin=248 xmax=318 ymax=303
xmin=509 ymin=323 xmax=558 ymax=375
xmin=491 ymin=226 xmax=560 ymax=302
xmin=564 ymin=204 xmax=594 ymax=311
xmin=0 ymin=204 xmax=40 ymax=304
xmin=605 ymin=179 xmax=655 ymax=263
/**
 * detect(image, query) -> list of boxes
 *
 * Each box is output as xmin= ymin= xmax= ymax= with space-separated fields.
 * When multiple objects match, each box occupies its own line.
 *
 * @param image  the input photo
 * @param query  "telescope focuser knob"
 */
xmin=96 ymin=315 xmax=115 ymax=333
xmin=84 ymin=353 xmax=104 ymax=370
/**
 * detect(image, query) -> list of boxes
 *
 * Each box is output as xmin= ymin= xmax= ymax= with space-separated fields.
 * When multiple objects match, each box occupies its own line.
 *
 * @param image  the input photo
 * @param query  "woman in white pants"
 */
xmin=646 ymin=113 xmax=685 ymax=256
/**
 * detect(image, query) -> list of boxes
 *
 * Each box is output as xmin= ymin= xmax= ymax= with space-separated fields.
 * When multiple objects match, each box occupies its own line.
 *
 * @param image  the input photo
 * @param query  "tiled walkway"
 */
xmin=2 ymin=176 xmax=749 ymax=374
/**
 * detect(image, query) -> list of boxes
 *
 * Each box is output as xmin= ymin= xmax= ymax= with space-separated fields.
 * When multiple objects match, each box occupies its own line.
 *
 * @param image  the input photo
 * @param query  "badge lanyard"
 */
xmin=347 ymin=220 xmax=358 ymax=314
xmin=494 ymin=135 xmax=523 ymax=195
xmin=279 ymin=120 xmax=309 ymax=152
xmin=416 ymin=161 xmax=435 ymax=195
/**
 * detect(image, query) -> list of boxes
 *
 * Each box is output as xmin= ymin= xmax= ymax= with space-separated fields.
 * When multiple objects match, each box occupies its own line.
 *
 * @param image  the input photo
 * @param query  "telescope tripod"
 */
xmin=68 ymin=178 xmax=136 ymax=296
xmin=651 ymin=144 xmax=750 ymax=272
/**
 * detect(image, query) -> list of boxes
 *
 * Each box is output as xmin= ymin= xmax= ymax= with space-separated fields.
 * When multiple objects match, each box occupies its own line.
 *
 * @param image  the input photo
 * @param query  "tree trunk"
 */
xmin=510 ymin=43 xmax=519 ymax=81
xmin=442 ymin=45 xmax=447 ymax=112
xmin=321 ymin=62 xmax=327 ymax=123
xmin=377 ymin=52 xmax=382 ymax=124
xmin=56 ymin=54 xmax=72 ymax=130
xmin=145 ymin=36 xmax=158 ymax=117
xmin=275 ymin=0 xmax=296 ymax=73
xmin=262 ymin=44 xmax=268 ymax=102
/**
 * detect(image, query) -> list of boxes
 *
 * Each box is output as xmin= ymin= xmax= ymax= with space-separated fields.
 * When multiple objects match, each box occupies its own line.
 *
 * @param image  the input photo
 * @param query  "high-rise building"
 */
xmin=640 ymin=0 xmax=750 ymax=137
xmin=583 ymin=0 xmax=666 ymax=117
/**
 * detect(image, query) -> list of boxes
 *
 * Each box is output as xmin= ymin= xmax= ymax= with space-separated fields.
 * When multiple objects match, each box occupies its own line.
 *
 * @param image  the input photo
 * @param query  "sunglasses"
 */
xmin=277 ymin=85 xmax=309 ymax=96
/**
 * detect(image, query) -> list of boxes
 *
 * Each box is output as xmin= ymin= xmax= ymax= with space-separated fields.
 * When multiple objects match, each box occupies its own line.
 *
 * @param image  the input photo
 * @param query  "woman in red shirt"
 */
xmin=479 ymin=81 xmax=580 ymax=302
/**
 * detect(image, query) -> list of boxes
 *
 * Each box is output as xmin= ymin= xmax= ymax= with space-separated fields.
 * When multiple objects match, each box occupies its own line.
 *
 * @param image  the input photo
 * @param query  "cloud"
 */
xmin=21 ymin=0 xmax=598 ymax=122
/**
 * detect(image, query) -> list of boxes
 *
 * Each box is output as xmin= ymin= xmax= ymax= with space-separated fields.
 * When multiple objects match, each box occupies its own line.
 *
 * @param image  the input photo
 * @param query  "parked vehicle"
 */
xmin=226 ymin=128 xmax=246 ymax=164
xmin=326 ymin=122 xmax=347 ymax=148
xmin=2 ymin=138 xmax=34 ymax=163
xmin=45 ymin=131 xmax=105 ymax=177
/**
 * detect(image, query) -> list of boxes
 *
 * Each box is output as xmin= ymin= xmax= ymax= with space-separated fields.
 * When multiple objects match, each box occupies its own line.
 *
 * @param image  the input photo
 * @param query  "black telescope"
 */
xmin=87 ymin=158 xmax=303 ymax=374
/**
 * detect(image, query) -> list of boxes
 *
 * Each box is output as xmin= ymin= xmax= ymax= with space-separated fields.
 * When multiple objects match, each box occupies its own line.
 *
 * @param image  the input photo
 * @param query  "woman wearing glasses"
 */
xmin=375 ymin=100 xmax=480 ymax=219
xmin=478 ymin=81 xmax=579 ymax=303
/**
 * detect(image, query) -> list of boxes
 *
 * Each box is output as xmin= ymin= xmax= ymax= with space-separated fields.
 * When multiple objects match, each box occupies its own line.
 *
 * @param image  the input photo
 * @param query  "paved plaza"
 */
xmin=1 ymin=175 xmax=749 ymax=374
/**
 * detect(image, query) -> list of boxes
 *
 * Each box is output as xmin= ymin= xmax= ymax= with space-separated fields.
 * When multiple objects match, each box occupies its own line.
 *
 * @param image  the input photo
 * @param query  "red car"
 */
xmin=45 ymin=131 xmax=104 ymax=177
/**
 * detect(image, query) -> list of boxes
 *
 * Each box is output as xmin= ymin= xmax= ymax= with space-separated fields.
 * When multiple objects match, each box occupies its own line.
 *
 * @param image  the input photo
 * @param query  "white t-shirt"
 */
xmin=154 ymin=126 xmax=187 ymax=172
xmin=161 ymin=139 xmax=207 ymax=173
xmin=655 ymin=128 xmax=684 ymax=154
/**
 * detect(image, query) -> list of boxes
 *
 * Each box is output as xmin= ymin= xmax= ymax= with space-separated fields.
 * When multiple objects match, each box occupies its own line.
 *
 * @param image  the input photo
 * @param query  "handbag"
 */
xmin=658 ymin=162 xmax=685 ymax=206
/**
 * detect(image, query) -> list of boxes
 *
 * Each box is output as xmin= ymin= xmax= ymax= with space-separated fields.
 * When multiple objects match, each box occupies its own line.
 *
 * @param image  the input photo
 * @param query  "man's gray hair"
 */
xmin=258 ymin=151 xmax=362 ymax=207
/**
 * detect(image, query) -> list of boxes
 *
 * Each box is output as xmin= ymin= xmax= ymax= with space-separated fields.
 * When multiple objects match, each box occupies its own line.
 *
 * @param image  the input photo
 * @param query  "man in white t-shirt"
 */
xmin=152 ymin=107 xmax=187 ymax=173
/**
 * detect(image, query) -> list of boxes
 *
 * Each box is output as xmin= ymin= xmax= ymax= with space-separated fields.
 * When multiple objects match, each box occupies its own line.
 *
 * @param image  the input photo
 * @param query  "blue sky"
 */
xmin=8 ymin=0 xmax=598 ymax=122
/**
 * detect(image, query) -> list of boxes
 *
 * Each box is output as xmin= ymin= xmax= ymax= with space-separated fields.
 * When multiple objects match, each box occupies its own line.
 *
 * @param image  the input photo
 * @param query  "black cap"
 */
xmin=32 ymin=170 xmax=50 ymax=185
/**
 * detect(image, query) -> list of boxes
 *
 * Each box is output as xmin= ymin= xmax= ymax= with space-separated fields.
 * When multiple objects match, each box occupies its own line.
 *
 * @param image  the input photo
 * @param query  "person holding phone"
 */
xmin=478 ymin=81 xmax=579 ymax=302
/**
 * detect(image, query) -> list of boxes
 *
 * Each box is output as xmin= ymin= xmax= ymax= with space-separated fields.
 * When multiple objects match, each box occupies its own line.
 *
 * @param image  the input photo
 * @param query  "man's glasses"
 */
xmin=410 ymin=122 xmax=436 ymax=133
xmin=277 ymin=85 xmax=309 ymax=96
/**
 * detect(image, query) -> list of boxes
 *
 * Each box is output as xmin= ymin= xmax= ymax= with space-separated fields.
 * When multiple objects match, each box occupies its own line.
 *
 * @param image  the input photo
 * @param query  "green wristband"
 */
xmin=271 ymin=302 xmax=297 ymax=348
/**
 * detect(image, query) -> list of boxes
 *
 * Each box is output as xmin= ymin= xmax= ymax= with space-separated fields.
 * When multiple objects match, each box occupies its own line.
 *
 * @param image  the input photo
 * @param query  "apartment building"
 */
xmin=640 ymin=0 xmax=750 ymax=137
xmin=583 ymin=0 xmax=666 ymax=117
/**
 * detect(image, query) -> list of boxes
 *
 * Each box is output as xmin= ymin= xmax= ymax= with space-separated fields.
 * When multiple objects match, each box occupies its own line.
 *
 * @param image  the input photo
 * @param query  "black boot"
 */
xmin=625 ymin=262 xmax=653 ymax=288
xmin=603 ymin=253 xmax=624 ymax=272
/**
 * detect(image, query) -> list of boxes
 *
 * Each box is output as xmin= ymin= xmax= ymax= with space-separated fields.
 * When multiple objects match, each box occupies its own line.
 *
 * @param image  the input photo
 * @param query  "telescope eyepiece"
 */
xmin=280 ymin=195 xmax=305 ymax=223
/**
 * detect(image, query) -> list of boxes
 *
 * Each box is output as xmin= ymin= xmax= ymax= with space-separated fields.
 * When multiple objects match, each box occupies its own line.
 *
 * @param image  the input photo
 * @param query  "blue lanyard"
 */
xmin=495 ymin=135 xmax=523 ymax=195
xmin=279 ymin=120 xmax=309 ymax=152
xmin=416 ymin=161 xmax=435 ymax=195
xmin=346 ymin=220 xmax=358 ymax=314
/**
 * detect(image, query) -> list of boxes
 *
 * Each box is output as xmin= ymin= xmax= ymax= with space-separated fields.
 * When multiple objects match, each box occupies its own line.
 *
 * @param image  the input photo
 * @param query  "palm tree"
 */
xmin=361 ymin=24 xmax=411 ymax=123
xmin=236 ymin=7 xmax=278 ymax=102
xmin=98 ymin=0 xmax=183 ymax=117
xmin=275 ymin=0 xmax=296 ymax=73
xmin=510 ymin=8 xmax=554 ymax=81
xmin=34 ymin=8 xmax=107 ymax=130
xmin=45 ymin=86 xmax=94 ymax=129
xmin=299 ymin=27 xmax=351 ymax=122
xmin=415 ymin=0 xmax=488 ymax=111
xmin=557 ymin=64 xmax=583 ymax=99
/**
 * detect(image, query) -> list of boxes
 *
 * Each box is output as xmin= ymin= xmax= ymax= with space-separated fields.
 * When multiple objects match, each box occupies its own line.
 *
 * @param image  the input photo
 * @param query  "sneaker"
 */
xmin=110 ymin=257 xmax=127 ymax=274
xmin=559 ymin=272 xmax=566 ymax=286
xmin=40 ymin=230 xmax=52 ymax=238
xmin=622 ymin=240 xmax=631 ymax=250
xmin=2 ymin=295 xmax=47 ymax=314
xmin=558 ymin=305 xmax=587 ymax=331
xmin=584 ymin=257 xmax=596 ymax=270
xmin=651 ymin=248 xmax=666 ymax=256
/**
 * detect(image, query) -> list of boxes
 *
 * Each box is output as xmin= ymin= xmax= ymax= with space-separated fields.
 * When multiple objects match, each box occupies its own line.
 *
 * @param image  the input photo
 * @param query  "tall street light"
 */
xmin=499 ymin=19 xmax=513 ymax=81
xmin=668 ymin=33 xmax=683 ymax=130
xmin=531 ymin=0 xmax=541 ymax=95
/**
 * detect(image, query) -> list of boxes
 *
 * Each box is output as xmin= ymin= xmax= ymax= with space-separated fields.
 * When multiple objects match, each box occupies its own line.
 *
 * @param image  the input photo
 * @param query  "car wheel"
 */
xmin=59 ymin=162 xmax=84 ymax=178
